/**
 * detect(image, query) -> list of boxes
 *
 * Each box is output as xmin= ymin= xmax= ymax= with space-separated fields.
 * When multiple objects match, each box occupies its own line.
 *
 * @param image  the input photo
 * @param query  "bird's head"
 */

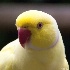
xmin=16 ymin=10 xmax=59 ymax=50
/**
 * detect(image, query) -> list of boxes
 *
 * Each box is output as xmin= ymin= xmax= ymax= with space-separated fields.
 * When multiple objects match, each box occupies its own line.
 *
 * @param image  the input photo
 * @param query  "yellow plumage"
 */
xmin=0 ymin=10 xmax=69 ymax=70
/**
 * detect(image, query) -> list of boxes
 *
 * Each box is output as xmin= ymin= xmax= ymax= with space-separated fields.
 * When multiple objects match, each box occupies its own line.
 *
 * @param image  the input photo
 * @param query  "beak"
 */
xmin=18 ymin=28 xmax=31 ymax=48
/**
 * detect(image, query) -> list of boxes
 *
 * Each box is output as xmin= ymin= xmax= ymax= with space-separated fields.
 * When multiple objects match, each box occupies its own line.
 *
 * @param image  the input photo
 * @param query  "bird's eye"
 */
xmin=37 ymin=22 xmax=43 ymax=29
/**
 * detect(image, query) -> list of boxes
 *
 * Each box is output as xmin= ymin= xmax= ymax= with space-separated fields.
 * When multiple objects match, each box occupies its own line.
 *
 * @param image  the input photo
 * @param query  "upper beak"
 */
xmin=18 ymin=28 xmax=31 ymax=48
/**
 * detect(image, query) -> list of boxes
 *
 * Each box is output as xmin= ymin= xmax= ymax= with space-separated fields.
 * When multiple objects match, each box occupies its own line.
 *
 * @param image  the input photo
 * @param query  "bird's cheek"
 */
xmin=18 ymin=28 xmax=31 ymax=48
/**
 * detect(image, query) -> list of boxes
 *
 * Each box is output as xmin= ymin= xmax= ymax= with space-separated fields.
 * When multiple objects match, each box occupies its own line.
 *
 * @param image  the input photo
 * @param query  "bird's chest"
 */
xmin=14 ymin=55 xmax=58 ymax=70
xmin=14 ymin=47 xmax=66 ymax=70
xmin=15 ymin=59 xmax=50 ymax=70
xmin=15 ymin=56 xmax=67 ymax=70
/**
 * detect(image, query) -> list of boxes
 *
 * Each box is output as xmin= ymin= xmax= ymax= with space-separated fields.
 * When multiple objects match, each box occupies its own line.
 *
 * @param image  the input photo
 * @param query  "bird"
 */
xmin=0 ymin=10 xmax=69 ymax=70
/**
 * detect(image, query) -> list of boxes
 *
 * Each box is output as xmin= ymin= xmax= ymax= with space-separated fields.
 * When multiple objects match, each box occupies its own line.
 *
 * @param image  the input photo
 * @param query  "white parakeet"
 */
xmin=0 ymin=10 xmax=69 ymax=70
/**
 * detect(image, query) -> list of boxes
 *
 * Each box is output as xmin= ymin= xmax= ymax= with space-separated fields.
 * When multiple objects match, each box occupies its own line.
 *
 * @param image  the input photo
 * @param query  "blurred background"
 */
xmin=0 ymin=0 xmax=70 ymax=68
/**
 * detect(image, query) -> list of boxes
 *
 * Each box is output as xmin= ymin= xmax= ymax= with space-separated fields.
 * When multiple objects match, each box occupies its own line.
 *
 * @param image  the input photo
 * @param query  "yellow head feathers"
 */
xmin=16 ymin=10 xmax=59 ymax=50
xmin=16 ymin=10 xmax=56 ymax=27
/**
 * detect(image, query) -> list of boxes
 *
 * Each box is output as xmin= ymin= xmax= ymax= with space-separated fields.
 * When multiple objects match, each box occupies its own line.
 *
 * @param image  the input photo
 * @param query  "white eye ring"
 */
xmin=37 ymin=22 xmax=43 ymax=29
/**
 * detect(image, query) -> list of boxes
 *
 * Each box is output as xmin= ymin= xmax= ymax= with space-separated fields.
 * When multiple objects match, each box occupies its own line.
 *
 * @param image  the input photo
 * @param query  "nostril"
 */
xmin=24 ymin=26 xmax=27 ymax=28
xmin=24 ymin=26 xmax=28 ymax=28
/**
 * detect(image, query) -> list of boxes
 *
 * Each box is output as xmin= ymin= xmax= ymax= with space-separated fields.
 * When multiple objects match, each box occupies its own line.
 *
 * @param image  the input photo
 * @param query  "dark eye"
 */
xmin=37 ymin=22 xmax=43 ymax=29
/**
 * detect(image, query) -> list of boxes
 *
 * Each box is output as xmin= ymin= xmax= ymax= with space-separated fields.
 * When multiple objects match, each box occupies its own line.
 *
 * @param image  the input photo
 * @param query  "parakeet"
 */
xmin=0 ymin=10 xmax=69 ymax=70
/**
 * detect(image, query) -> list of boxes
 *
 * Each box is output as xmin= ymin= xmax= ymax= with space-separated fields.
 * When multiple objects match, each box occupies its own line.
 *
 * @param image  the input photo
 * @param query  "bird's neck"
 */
xmin=25 ymin=34 xmax=65 ymax=64
xmin=15 ymin=34 xmax=65 ymax=65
